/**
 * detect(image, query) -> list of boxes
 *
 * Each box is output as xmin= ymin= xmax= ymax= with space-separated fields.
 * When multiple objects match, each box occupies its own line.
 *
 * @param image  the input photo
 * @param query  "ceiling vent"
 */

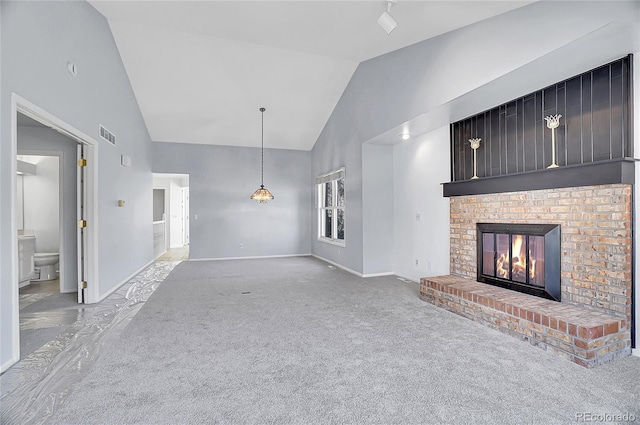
xmin=99 ymin=124 xmax=116 ymax=146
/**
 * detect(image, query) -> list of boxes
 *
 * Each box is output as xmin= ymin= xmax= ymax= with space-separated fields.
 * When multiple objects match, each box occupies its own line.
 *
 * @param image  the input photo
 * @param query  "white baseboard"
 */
xmin=311 ymin=255 xmax=392 ymax=278
xmin=1 ymin=356 xmax=19 ymax=375
xmin=190 ymin=253 xmax=312 ymax=262
xmin=362 ymin=271 xmax=395 ymax=278
xmin=311 ymin=254 xmax=365 ymax=277
xmin=394 ymin=273 xmax=420 ymax=284
xmin=96 ymin=259 xmax=155 ymax=303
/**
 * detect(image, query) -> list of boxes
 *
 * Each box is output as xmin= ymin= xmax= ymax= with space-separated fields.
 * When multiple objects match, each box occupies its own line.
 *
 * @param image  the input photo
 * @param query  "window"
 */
xmin=317 ymin=168 xmax=345 ymax=246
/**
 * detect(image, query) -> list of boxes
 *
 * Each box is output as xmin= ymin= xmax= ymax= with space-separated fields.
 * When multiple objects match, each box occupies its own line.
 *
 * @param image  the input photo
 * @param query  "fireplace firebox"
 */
xmin=476 ymin=223 xmax=561 ymax=301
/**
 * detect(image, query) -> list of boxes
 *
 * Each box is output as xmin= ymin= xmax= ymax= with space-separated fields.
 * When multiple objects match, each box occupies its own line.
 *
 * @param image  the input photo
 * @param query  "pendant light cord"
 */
xmin=260 ymin=107 xmax=265 ymax=187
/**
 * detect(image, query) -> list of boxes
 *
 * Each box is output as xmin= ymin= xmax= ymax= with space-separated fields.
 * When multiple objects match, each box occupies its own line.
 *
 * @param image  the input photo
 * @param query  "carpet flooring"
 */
xmin=45 ymin=257 xmax=639 ymax=424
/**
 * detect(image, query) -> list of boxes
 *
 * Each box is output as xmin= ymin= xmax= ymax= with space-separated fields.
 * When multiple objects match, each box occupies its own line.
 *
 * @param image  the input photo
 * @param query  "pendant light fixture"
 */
xmin=250 ymin=107 xmax=274 ymax=203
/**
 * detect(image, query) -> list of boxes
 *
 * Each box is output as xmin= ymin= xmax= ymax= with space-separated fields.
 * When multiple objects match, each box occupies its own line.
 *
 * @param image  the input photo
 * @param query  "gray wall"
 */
xmin=1 ymin=1 xmax=153 ymax=370
xmin=18 ymin=126 xmax=78 ymax=293
xmin=153 ymin=142 xmax=311 ymax=259
xmin=362 ymin=144 xmax=394 ymax=275
xmin=392 ymin=126 xmax=451 ymax=282
xmin=311 ymin=1 xmax=640 ymax=277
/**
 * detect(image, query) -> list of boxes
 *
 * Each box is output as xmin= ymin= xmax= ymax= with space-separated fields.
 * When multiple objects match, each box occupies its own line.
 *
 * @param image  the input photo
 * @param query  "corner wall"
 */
xmin=392 ymin=127 xmax=451 ymax=282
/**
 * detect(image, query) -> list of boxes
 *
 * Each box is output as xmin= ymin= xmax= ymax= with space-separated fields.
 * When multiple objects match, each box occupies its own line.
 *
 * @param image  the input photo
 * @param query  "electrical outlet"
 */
xmin=427 ymin=261 xmax=432 ymax=271
xmin=415 ymin=213 xmax=421 ymax=221
xmin=239 ymin=243 xmax=243 ymax=249
xmin=338 ymin=249 xmax=341 ymax=255
xmin=415 ymin=259 xmax=419 ymax=266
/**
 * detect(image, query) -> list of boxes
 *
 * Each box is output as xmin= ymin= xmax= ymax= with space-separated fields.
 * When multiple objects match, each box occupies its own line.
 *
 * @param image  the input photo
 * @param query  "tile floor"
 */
xmin=156 ymin=246 xmax=189 ymax=261
xmin=19 ymin=279 xmax=85 ymax=359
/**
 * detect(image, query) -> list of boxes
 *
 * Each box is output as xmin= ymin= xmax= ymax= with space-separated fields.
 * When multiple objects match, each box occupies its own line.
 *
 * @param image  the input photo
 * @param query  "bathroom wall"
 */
xmin=21 ymin=155 xmax=59 ymax=253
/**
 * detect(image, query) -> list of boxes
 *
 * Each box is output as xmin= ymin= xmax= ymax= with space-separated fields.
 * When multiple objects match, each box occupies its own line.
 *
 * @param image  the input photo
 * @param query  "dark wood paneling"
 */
xmin=523 ymin=95 xmax=536 ymax=172
xmin=450 ymin=55 xmax=633 ymax=182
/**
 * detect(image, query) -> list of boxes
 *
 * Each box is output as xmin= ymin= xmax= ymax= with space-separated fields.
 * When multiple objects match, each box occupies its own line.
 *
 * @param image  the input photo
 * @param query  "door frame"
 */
xmin=9 ymin=94 xmax=99 ymax=364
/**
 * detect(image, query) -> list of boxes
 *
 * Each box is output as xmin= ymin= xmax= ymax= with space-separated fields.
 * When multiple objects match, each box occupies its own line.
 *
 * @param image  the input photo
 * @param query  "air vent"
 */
xmin=99 ymin=124 xmax=116 ymax=146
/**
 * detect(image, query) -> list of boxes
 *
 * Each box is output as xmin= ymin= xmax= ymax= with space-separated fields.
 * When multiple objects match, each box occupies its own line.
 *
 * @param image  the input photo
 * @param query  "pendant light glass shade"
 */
xmin=250 ymin=185 xmax=274 ymax=203
xmin=250 ymin=107 xmax=274 ymax=203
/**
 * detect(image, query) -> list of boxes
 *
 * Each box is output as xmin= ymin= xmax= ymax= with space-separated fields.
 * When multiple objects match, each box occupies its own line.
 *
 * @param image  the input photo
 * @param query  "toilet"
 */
xmin=33 ymin=253 xmax=59 ymax=281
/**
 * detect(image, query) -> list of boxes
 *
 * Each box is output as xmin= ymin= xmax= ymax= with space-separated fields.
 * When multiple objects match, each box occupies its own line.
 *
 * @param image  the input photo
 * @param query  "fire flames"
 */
xmin=496 ymin=235 xmax=536 ymax=282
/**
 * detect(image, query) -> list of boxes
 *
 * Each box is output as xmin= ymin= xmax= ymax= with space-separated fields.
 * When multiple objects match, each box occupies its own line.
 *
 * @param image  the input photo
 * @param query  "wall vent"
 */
xmin=99 ymin=124 xmax=116 ymax=146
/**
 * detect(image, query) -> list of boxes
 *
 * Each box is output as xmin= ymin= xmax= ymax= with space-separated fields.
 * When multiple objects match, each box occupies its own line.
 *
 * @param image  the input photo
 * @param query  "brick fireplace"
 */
xmin=420 ymin=183 xmax=632 ymax=367
xmin=419 ymin=56 xmax=634 ymax=367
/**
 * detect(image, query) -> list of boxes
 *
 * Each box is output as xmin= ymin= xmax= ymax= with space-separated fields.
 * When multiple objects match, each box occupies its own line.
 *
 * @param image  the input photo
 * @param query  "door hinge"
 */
xmin=81 ymin=281 xmax=87 ymax=289
xmin=77 ymin=219 xmax=87 ymax=228
xmin=77 ymin=158 xmax=87 ymax=167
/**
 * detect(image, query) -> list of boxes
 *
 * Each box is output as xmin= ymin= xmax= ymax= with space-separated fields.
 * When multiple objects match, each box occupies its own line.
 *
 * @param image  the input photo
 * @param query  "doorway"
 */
xmin=6 ymin=95 xmax=99 ymax=370
xmin=16 ymin=118 xmax=83 ymax=358
xmin=153 ymin=173 xmax=190 ymax=261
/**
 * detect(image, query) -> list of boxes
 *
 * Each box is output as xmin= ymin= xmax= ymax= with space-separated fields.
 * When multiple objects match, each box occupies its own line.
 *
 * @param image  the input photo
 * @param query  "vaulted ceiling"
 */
xmin=88 ymin=1 xmax=534 ymax=150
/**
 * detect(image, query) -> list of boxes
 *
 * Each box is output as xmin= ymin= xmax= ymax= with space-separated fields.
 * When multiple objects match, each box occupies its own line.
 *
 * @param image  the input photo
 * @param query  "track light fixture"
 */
xmin=378 ymin=0 xmax=398 ymax=34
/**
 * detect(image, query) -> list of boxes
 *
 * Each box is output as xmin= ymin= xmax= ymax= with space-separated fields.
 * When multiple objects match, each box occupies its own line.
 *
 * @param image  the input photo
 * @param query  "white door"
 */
xmin=182 ymin=187 xmax=189 ymax=246
xmin=76 ymin=145 xmax=88 ymax=303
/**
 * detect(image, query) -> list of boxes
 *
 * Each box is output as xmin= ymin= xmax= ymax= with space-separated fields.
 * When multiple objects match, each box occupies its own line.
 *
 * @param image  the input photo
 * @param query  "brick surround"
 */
xmin=420 ymin=183 xmax=633 ymax=367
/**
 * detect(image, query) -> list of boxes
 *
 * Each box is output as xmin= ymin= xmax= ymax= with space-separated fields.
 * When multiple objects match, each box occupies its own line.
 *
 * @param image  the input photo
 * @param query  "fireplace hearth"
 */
xmin=476 ymin=223 xmax=561 ymax=301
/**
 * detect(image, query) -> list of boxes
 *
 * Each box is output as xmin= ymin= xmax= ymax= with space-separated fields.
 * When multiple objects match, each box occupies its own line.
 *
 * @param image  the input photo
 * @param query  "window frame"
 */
xmin=316 ymin=168 xmax=345 ymax=247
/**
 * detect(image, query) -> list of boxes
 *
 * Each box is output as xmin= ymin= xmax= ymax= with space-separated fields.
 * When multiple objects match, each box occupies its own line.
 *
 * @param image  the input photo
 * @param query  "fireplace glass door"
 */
xmin=477 ymin=223 xmax=560 ymax=301
xmin=483 ymin=233 xmax=545 ymax=288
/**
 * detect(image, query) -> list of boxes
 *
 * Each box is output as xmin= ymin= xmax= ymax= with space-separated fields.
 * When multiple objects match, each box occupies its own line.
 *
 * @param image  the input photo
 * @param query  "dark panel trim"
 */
xmin=443 ymin=159 xmax=636 ymax=197
xmin=450 ymin=55 xmax=633 ymax=182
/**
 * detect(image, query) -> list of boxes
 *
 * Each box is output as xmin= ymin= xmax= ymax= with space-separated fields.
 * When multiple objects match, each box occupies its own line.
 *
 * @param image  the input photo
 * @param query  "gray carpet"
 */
xmin=45 ymin=257 xmax=639 ymax=424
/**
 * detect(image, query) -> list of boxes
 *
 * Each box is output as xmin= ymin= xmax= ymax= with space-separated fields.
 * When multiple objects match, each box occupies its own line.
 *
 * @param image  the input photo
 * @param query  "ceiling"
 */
xmin=89 ymin=1 xmax=534 ymax=151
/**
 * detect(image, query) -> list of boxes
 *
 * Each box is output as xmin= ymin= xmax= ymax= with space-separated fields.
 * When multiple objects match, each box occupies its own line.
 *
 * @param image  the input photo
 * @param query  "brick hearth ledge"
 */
xmin=420 ymin=275 xmax=630 ymax=368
